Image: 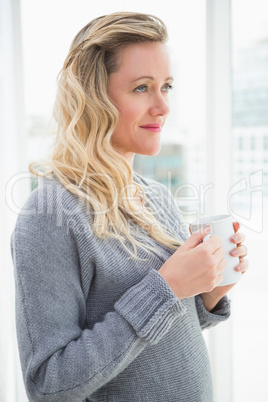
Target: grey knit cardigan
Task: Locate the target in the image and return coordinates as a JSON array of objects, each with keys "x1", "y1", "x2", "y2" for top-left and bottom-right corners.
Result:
[{"x1": 10, "y1": 172, "x2": 230, "y2": 401}]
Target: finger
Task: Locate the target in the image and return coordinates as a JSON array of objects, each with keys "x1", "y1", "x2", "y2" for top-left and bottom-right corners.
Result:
[
  {"x1": 212, "y1": 245, "x2": 225, "y2": 260},
  {"x1": 234, "y1": 258, "x2": 249, "y2": 273},
  {"x1": 233, "y1": 221, "x2": 240, "y2": 233},
  {"x1": 217, "y1": 257, "x2": 227, "y2": 274},
  {"x1": 230, "y1": 245, "x2": 248, "y2": 258},
  {"x1": 230, "y1": 232, "x2": 245, "y2": 244},
  {"x1": 200, "y1": 235, "x2": 223, "y2": 253},
  {"x1": 185, "y1": 225, "x2": 212, "y2": 249},
  {"x1": 215, "y1": 273, "x2": 224, "y2": 287}
]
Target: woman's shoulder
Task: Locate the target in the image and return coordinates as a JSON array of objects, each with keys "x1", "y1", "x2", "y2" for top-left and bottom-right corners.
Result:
[
  {"x1": 22, "y1": 175, "x2": 82, "y2": 210},
  {"x1": 14, "y1": 175, "x2": 90, "y2": 233}
]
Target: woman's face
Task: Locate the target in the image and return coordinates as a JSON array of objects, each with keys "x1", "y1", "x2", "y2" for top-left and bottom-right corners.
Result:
[{"x1": 107, "y1": 41, "x2": 173, "y2": 166}]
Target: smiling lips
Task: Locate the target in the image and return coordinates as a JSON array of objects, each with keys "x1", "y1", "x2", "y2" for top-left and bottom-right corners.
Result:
[{"x1": 140, "y1": 124, "x2": 162, "y2": 132}]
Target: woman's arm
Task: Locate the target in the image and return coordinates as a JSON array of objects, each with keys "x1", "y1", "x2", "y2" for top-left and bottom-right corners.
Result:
[
  {"x1": 195, "y1": 294, "x2": 231, "y2": 330},
  {"x1": 11, "y1": 194, "x2": 185, "y2": 401}
]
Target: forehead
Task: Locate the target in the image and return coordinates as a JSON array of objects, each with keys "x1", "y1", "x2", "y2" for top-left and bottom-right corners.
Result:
[{"x1": 114, "y1": 42, "x2": 171, "y2": 77}]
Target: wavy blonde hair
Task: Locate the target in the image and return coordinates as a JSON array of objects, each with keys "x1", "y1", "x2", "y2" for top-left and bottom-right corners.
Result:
[{"x1": 30, "y1": 11, "x2": 181, "y2": 258}]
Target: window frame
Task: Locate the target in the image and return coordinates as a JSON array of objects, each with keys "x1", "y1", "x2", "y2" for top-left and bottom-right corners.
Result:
[
  {"x1": 206, "y1": 1, "x2": 233, "y2": 401},
  {"x1": 1, "y1": 0, "x2": 29, "y2": 400}
]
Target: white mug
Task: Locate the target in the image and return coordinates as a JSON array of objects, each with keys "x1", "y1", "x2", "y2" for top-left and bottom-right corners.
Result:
[{"x1": 190, "y1": 214, "x2": 242, "y2": 287}]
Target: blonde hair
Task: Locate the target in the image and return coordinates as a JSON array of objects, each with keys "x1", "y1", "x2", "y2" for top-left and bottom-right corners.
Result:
[{"x1": 30, "y1": 11, "x2": 181, "y2": 258}]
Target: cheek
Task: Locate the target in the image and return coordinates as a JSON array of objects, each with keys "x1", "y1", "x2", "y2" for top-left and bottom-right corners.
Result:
[
  {"x1": 111, "y1": 105, "x2": 137, "y2": 143},
  {"x1": 119, "y1": 102, "x2": 144, "y2": 126}
]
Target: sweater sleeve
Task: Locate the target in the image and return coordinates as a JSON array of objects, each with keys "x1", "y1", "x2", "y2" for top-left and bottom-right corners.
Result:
[
  {"x1": 11, "y1": 196, "x2": 186, "y2": 401},
  {"x1": 140, "y1": 176, "x2": 232, "y2": 332},
  {"x1": 195, "y1": 294, "x2": 231, "y2": 330}
]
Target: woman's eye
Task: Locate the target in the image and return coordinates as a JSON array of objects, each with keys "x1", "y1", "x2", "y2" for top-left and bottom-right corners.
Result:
[
  {"x1": 162, "y1": 84, "x2": 173, "y2": 92},
  {"x1": 133, "y1": 84, "x2": 173, "y2": 93},
  {"x1": 134, "y1": 85, "x2": 148, "y2": 93}
]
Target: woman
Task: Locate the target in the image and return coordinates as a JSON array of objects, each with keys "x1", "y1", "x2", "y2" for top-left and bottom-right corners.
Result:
[{"x1": 11, "y1": 11, "x2": 248, "y2": 401}]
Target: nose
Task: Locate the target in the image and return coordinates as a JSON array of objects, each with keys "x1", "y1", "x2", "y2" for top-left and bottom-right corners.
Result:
[{"x1": 149, "y1": 93, "x2": 170, "y2": 117}]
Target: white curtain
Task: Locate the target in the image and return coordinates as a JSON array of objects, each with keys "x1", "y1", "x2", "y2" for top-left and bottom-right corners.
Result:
[{"x1": 0, "y1": 0, "x2": 29, "y2": 400}]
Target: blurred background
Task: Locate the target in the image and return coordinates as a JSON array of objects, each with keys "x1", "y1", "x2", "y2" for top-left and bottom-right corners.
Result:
[{"x1": 1, "y1": 0, "x2": 267, "y2": 401}]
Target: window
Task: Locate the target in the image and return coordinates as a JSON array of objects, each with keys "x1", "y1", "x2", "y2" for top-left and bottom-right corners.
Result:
[{"x1": 231, "y1": 0, "x2": 268, "y2": 400}]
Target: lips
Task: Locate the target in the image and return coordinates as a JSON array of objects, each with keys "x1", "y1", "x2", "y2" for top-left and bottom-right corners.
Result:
[{"x1": 140, "y1": 124, "x2": 162, "y2": 132}]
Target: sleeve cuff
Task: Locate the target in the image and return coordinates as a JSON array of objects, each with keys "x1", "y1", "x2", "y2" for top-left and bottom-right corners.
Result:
[
  {"x1": 114, "y1": 269, "x2": 186, "y2": 344},
  {"x1": 195, "y1": 294, "x2": 231, "y2": 330}
]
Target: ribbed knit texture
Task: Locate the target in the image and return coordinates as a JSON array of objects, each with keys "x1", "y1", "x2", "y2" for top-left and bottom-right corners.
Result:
[{"x1": 10, "y1": 172, "x2": 231, "y2": 402}]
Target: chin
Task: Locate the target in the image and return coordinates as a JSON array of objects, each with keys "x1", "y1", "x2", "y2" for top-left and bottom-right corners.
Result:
[
  {"x1": 139, "y1": 142, "x2": 161, "y2": 157},
  {"x1": 146, "y1": 146, "x2": 161, "y2": 157}
]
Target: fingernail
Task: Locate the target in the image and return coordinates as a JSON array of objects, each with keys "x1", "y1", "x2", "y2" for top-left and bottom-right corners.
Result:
[
  {"x1": 232, "y1": 236, "x2": 239, "y2": 242},
  {"x1": 230, "y1": 249, "x2": 238, "y2": 256},
  {"x1": 235, "y1": 265, "x2": 242, "y2": 271}
]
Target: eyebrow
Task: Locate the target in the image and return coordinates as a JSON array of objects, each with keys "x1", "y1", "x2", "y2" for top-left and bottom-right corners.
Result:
[{"x1": 130, "y1": 75, "x2": 174, "y2": 83}]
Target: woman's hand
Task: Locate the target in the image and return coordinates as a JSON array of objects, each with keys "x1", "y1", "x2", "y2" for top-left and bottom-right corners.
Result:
[
  {"x1": 158, "y1": 226, "x2": 226, "y2": 300},
  {"x1": 200, "y1": 221, "x2": 249, "y2": 311}
]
